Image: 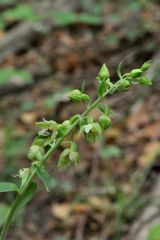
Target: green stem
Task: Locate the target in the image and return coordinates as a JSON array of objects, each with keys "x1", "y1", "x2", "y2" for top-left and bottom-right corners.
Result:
[
  {"x1": 0, "y1": 86, "x2": 117, "y2": 240},
  {"x1": 0, "y1": 170, "x2": 35, "y2": 240}
]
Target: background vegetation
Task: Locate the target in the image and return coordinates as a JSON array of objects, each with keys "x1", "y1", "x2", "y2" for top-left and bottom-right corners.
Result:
[{"x1": 0, "y1": 0, "x2": 160, "y2": 239}]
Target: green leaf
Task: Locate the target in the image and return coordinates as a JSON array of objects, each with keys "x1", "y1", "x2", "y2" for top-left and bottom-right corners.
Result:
[
  {"x1": 57, "y1": 148, "x2": 71, "y2": 168},
  {"x1": 0, "y1": 67, "x2": 33, "y2": 85},
  {"x1": 48, "y1": 11, "x2": 77, "y2": 27},
  {"x1": 16, "y1": 182, "x2": 37, "y2": 211},
  {"x1": 2, "y1": 4, "x2": 38, "y2": 22},
  {"x1": 81, "y1": 81, "x2": 86, "y2": 93},
  {"x1": 99, "y1": 104, "x2": 110, "y2": 115},
  {"x1": 100, "y1": 145, "x2": 122, "y2": 159},
  {"x1": 117, "y1": 62, "x2": 122, "y2": 78},
  {"x1": 47, "y1": 11, "x2": 102, "y2": 27},
  {"x1": 0, "y1": 203, "x2": 10, "y2": 227},
  {"x1": 98, "y1": 78, "x2": 107, "y2": 97},
  {"x1": 0, "y1": 0, "x2": 16, "y2": 3},
  {"x1": 0, "y1": 182, "x2": 18, "y2": 193},
  {"x1": 147, "y1": 224, "x2": 160, "y2": 240},
  {"x1": 36, "y1": 167, "x2": 54, "y2": 192},
  {"x1": 77, "y1": 13, "x2": 102, "y2": 25}
]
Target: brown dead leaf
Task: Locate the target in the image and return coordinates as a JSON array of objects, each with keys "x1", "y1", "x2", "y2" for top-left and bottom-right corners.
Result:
[
  {"x1": 20, "y1": 112, "x2": 37, "y2": 125},
  {"x1": 51, "y1": 202, "x2": 90, "y2": 221},
  {"x1": 52, "y1": 203, "x2": 72, "y2": 220},
  {"x1": 126, "y1": 102, "x2": 149, "y2": 131},
  {"x1": 88, "y1": 196, "x2": 113, "y2": 214},
  {"x1": 72, "y1": 203, "x2": 91, "y2": 214},
  {"x1": 139, "y1": 141, "x2": 160, "y2": 167},
  {"x1": 140, "y1": 122, "x2": 160, "y2": 139}
]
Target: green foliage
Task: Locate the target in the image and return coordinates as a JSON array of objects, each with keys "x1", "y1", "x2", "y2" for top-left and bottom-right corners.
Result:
[
  {"x1": 0, "y1": 204, "x2": 10, "y2": 227},
  {"x1": 0, "y1": 182, "x2": 18, "y2": 193},
  {"x1": 36, "y1": 166, "x2": 54, "y2": 192},
  {"x1": 1, "y1": 4, "x2": 38, "y2": 22},
  {"x1": 147, "y1": 224, "x2": 160, "y2": 240},
  {"x1": 3, "y1": 128, "x2": 31, "y2": 160},
  {"x1": 100, "y1": 145, "x2": 122, "y2": 159},
  {"x1": 16, "y1": 182, "x2": 37, "y2": 211},
  {"x1": 0, "y1": 61, "x2": 152, "y2": 240},
  {"x1": 68, "y1": 89, "x2": 90, "y2": 102},
  {"x1": 0, "y1": 67, "x2": 33, "y2": 86},
  {"x1": 47, "y1": 11, "x2": 102, "y2": 27},
  {"x1": 0, "y1": 0, "x2": 16, "y2": 3}
]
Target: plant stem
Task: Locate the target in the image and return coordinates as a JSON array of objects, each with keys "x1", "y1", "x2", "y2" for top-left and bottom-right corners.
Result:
[
  {"x1": 0, "y1": 170, "x2": 35, "y2": 240},
  {"x1": 0, "y1": 86, "x2": 117, "y2": 240}
]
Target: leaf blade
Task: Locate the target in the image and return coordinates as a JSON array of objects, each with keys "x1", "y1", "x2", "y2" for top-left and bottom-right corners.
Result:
[
  {"x1": 0, "y1": 182, "x2": 18, "y2": 193},
  {"x1": 16, "y1": 182, "x2": 37, "y2": 211},
  {"x1": 36, "y1": 167, "x2": 54, "y2": 192}
]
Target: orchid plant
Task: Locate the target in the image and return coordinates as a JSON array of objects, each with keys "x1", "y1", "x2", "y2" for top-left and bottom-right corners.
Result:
[{"x1": 0, "y1": 61, "x2": 151, "y2": 240}]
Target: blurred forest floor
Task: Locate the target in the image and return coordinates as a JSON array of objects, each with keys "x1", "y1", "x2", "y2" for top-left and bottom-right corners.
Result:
[{"x1": 0, "y1": 0, "x2": 160, "y2": 240}]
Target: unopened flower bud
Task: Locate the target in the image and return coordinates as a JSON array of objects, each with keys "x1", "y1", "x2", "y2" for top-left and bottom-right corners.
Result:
[
  {"x1": 28, "y1": 145, "x2": 43, "y2": 161},
  {"x1": 138, "y1": 77, "x2": 152, "y2": 86},
  {"x1": 68, "y1": 89, "x2": 83, "y2": 102},
  {"x1": 119, "y1": 79, "x2": 130, "y2": 90},
  {"x1": 141, "y1": 60, "x2": 151, "y2": 71},
  {"x1": 98, "y1": 64, "x2": 110, "y2": 81},
  {"x1": 130, "y1": 69, "x2": 142, "y2": 78},
  {"x1": 99, "y1": 115, "x2": 112, "y2": 130},
  {"x1": 82, "y1": 94, "x2": 91, "y2": 102}
]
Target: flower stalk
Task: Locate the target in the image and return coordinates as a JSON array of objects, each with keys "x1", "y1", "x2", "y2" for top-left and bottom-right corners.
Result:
[{"x1": 0, "y1": 61, "x2": 151, "y2": 240}]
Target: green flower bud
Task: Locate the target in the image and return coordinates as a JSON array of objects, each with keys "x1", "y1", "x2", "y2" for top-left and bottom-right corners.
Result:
[
  {"x1": 19, "y1": 168, "x2": 31, "y2": 187},
  {"x1": 141, "y1": 60, "x2": 151, "y2": 71},
  {"x1": 68, "y1": 89, "x2": 83, "y2": 102},
  {"x1": 118, "y1": 79, "x2": 130, "y2": 90},
  {"x1": 82, "y1": 94, "x2": 91, "y2": 102},
  {"x1": 98, "y1": 63, "x2": 110, "y2": 81},
  {"x1": 99, "y1": 115, "x2": 112, "y2": 130},
  {"x1": 62, "y1": 120, "x2": 70, "y2": 127},
  {"x1": 85, "y1": 133, "x2": 97, "y2": 144},
  {"x1": 138, "y1": 77, "x2": 152, "y2": 86},
  {"x1": 28, "y1": 145, "x2": 43, "y2": 161},
  {"x1": 58, "y1": 148, "x2": 80, "y2": 168},
  {"x1": 56, "y1": 120, "x2": 70, "y2": 137},
  {"x1": 48, "y1": 121, "x2": 58, "y2": 132},
  {"x1": 130, "y1": 69, "x2": 143, "y2": 78},
  {"x1": 69, "y1": 151, "x2": 80, "y2": 164},
  {"x1": 36, "y1": 120, "x2": 58, "y2": 132},
  {"x1": 82, "y1": 122, "x2": 102, "y2": 143}
]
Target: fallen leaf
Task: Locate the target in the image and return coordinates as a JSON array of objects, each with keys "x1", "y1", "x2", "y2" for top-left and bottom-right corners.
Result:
[
  {"x1": 20, "y1": 112, "x2": 37, "y2": 125},
  {"x1": 52, "y1": 203, "x2": 72, "y2": 220},
  {"x1": 139, "y1": 141, "x2": 160, "y2": 167}
]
